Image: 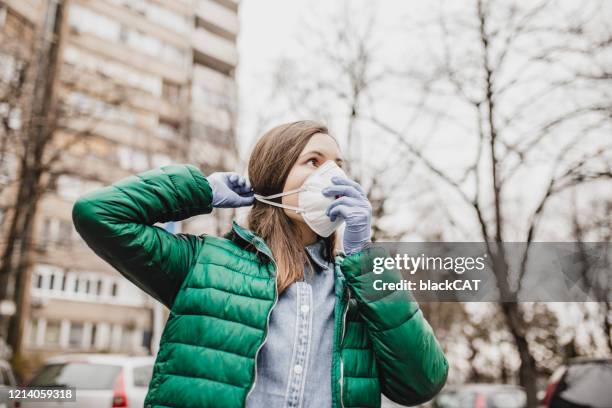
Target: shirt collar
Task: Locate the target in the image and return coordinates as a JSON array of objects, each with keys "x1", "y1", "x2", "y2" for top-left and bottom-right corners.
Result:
[{"x1": 305, "y1": 238, "x2": 332, "y2": 271}]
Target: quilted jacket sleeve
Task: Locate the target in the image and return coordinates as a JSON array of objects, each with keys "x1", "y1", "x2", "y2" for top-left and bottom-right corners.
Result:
[
  {"x1": 72, "y1": 164, "x2": 213, "y2": 309},
  {"x1": 339, "y1": 245, "x2": 449, "y2": 406}
]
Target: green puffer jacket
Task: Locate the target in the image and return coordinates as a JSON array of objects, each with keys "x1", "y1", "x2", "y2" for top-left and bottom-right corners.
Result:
[{"x1": 72, "y1": 164, "x2": 448, "y2": 408}]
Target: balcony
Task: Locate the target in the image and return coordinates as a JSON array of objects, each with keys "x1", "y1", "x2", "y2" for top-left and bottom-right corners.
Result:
[
  {"x1": 215, "y1": 0, "x2": 240, "y2": 12},
  {"x1": 190, "y1": 102, "x2": 232, "y2": 132},
  {"x1": 3, "y1": 0, "x2": 43, "y2": 24},
  {"x1": 195, "y1": 0, "x2": 239, "y2": 38},
  {"x1": 193, "y1": 63, "x2": 236, "y2": 95},
  {"x1": 192, "y1": 27, "x2": 238, "y2": 75}
]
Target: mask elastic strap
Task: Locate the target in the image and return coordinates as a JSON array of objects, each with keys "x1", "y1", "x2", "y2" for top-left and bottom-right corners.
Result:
[{"x1": 253, "y1": 187, "x2": 306, "y2": 214}]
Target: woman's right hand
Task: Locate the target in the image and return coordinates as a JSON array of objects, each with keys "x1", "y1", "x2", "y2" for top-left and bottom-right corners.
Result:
[{"x1": 208, "y1": 172, "x2": 255, "y2": 208}]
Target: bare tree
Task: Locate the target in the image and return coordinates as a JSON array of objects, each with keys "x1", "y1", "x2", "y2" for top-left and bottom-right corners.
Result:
[
  {"x1": 0, "y1": 0, "x2": 126, "y2": 367},
  {"x1": 264, "y1": 0, "x2": 421, "y2": 243},
  {"x1": 0, "y1": 1, "x2": 69, "y2": 357},
  {"x1": 361, "y1": 1, "x2": 611, "y2": 405},
  {"x1": 252, "y1": 0, "x2": 610, "y2": 404},
  {"x1": 570, "y1": 192, "x2": 611, "y2": 352},
  {"x1": 259, "y1": 0, "x2": 489, "y2": 395}
]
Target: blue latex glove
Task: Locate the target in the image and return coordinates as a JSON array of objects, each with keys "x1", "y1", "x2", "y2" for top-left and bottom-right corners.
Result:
[
  {"x1": 208, "y1": 172, "x2": 254, "y2": 208},
  {"x1": 322, "y1": 176, "x2": 372, "y2": 255}
]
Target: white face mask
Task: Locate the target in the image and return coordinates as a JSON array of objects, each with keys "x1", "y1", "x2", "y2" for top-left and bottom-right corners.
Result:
[{"x1": 253, "y1": 160, "x2": 348, "y2": 237}]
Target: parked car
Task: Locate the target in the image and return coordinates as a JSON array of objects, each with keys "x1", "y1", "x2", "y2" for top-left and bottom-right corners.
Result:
[
  {"x1": 434, "y1": 383, "x2": 527, "y2": 408},
  {"x1": 16, "y1": 353, "x2": 154, "y2": 408},
  {"x1": 540, "y1": 357, "x2": 612, "y2": 408},
  {"x1": 0, "y1": 359, "x2": 18, "y2": 408}
]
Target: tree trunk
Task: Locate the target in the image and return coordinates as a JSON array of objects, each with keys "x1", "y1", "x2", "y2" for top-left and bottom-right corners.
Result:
[
  {"x1": 0, "y1": 167, "x2": 41, "y2": 341},
  {"x1": 501, "y1": 302, "x2": 538, "y2": 408},
  {"x1": 6, "y1": 170, "x2": 42, "y2": 356},
  {"x1": 605, "y1": 301, "x2": 611, "y2": 353},
  {"x1": 0, "y1": 0, "x2": 66, "y2": 356}
]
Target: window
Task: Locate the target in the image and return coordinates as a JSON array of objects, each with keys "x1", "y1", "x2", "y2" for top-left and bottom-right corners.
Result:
[
  {"x1": 77, "y1": 277, "x2": 89, "y2": 295},
  {"x1": 28, "y1": 363, "x2": 121, "y2": 390},
  {"x1": 118, "y1": 146, "x2": 150, "y2": 172},
  {"x1": 0, "y1": 153, "x2": 17, "y2": 186},
  {"x1": 69, "y1": 322, "x2": 84, "y2": 347},
  {"x1": 107, "y1": 0, "x2": 189, "y2": 34},
  {"x1": 35, "y1": 274, "x2": 44, "y2": 289},
  {"x1": 0, "y1": 53, "x2": 15, "y2": 84},
  {"x1": 47, "y1": 216, "x2": 98, "y2": 247},
  {"x1": 69, "y1": 5, "x2": 187, "y2": 66},
  {"x1": 28, "y1": 318, "x2": 38, "y2": 346},
  {"x1": 40, "y1": 217, "x2": 81, "y2": 247},
  {"x1": 119, "y1": 25, "x2": 128, "y2": 43},
  {"x1": 31, "y1": 266, "x2": 135, "y2": 304},
  {"x1": 157, "y1": 118, "x2": 180, "y2": 140},
  {"x1": 56, "y1": 176, "x2": 82, "y2": 201},
  {"x1": 41, "y1": 218, "x2": 52, "y2": 246},
  {"x1": 64, "y1": 46, "x2": 162, "y2": 96},
  {"x1": 192, "y1": 83, "x2": 235, "y2": 109},
  {"x1": 162, "y1": 80, "x2": 181, "y2": 105},
  {"x1": 57, "y1": 175, "x2": 105, "y2": 202},
  {"x1": 65, "y1": 91, "x2": 137, "y2": 126},
  {"x1": 69, "y1": 5, "x2": 121, "y2": 41},
  {"x1": 44, "y1": 320, "x2": 61, "y2": 346},
  {"x1": 57, "y1": 220, "x2": 72, "y2": 246},
  {"x1": 32, "y1": 264, "x2": 63, "y2": 291},
  {"x1": 120, "y1": 327, "x2": 132, "y2": 350},
  {"x1": 90, "y1": 323, "x2": 97, "y2": 347},
  {"x1": 152, "y1": 153, "x2": 172, "y2": 168},
  {"x1": 133, "y1": 365, "x2": 153, "y2": 387},
  {"x1": 126, "y1": 28, "x2": 159, "y2": 56},
  {"x1": 141, "y1": 329, "x2": 152, "y2": 349},
  {"x1": 0, "y1": 5, "x2": 7, "y2": 29}
]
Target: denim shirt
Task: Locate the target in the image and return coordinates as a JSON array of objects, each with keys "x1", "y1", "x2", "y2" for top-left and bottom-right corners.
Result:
[{"x1": 245, "y1": 238, "x2": 336, "y2": 408}]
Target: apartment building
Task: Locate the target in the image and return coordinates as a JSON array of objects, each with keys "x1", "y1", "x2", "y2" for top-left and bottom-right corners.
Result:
[{"x1": 0, "y1": 0, "x2": 240, "y2": 373}]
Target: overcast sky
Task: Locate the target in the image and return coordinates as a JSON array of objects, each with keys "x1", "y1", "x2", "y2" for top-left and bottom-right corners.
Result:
[
  {"x1": 235, "y1": 0, "x2": 421, "y2": 159},
  {"x1": 236, "y1": 0, "x2": 300, "y2": 157},
  {"x1": 234, "y1": 0, "x2": 611, "y2": 241}
]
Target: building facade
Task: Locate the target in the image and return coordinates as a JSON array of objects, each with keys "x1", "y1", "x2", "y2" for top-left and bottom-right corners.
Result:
[{"x1": 0, "y1": 0, "x2": 239, "y2": 376}]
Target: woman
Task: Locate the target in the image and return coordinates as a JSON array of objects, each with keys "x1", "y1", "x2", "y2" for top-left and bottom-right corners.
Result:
[{"x1": 72, "y1": 120, "x2": 448, "y2": 408}]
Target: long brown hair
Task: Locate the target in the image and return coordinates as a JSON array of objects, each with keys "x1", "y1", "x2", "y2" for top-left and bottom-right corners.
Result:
[{"x1": 247, "y1": 120, "x2": 338, "y2": 295}]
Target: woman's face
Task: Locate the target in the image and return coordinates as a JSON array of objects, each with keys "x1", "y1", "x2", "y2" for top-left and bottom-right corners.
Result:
[{"x1": 282, "y1": 133, "x2": 344, "y2": 224}]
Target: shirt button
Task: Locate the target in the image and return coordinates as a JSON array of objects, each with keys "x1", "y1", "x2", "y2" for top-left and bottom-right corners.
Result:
[
  {"x1": 300, "y1": 304, "x2": 310, "y2": 314},
  {"x1": 293, "y1": 364, "x2": 303, "y2": 374}
]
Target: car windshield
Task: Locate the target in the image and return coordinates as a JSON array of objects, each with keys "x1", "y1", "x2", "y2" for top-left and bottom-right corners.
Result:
[
  {"x1": 490, "y1": 391, "x2": 526, "y2": 408},
  {"x1": 133, "y1": 364, "x2": 153, "y2": 387},
  {"x1": 436, "y1": 387, "x2": 526, "y2": 408},
  {"x1": 435, "y1": 391, "x2": 461, "y2": 408},
  {"x1": 553, "y1": 361, "x2": 612, "y2": 408},
  {"x1": 28, "y1": 363, "x2": 121, "y2": 390}
]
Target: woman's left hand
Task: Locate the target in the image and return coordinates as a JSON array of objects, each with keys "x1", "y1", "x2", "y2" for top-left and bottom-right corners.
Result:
[{"x1": 322, "y1": 176, "x2": 372, "y2": 255}]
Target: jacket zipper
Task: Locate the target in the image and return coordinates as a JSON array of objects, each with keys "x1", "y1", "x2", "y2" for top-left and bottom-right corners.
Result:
[
  {"x1": 236, "y1": 231, "x2": 279, "y2": 404},
  {"x1": 245, "y1": 265, "x2": 278, "y2": 403},
  {"x1": 339, "y1": 288, "x2": 350, "y2": 408}
]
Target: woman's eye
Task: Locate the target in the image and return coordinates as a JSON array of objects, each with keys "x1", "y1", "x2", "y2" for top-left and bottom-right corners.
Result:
[{"x1": 307, "y1": 158, "x2": 317, "y2": 166}]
